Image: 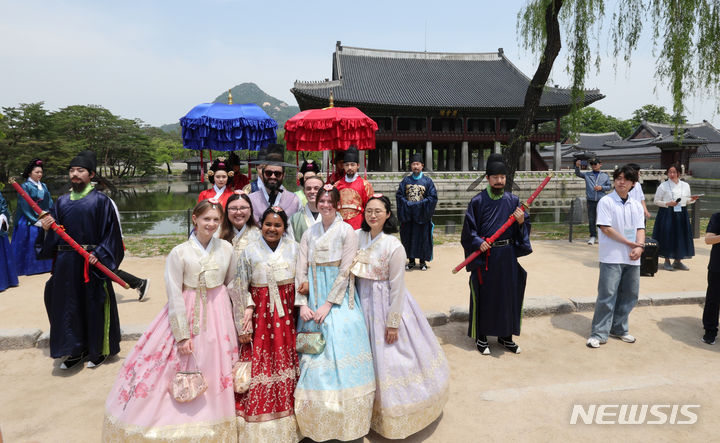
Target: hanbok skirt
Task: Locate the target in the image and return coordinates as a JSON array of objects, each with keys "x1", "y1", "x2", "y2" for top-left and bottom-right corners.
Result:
[
  {"x1": 356, "y1": 277, "x2": 450, "y2": 439},
  {"x1": 295, "y1": 265, "x2": 375, "y2": 442},
  {"x1": 103, "y1": 286, "x2": 238, "y2": 442},
  {"x1": 0, "y1": 234, "x2": 19, "y2": 291},
  {"x1": 11, "y1": 215, "x2": 52, "y2": 275},
  {"x1": 652, "y1": 206, "x2": 695, "y2": 260},
  {"x1": 235, "y1": 281, "x2": 301, "y2": 443}
]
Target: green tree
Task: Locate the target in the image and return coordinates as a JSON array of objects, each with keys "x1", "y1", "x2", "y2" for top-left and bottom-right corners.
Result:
[
  {"x1": 508, "y1": 0, "x2": 720, "y2": 183},
  {"x1": 629, "y1": 104, "x2": 687, "y2": 127},
  {"x1": 0, "y1": 102, "x2": 55, "y2": 181},
  {"x1": 145, "y1": 126, "x2": 186, "y2": 174}
]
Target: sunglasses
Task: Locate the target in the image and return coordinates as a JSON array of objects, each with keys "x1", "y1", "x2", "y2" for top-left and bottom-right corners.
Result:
[{"x1": 263, "y1": 170, "x2": 283, "y2": 178}]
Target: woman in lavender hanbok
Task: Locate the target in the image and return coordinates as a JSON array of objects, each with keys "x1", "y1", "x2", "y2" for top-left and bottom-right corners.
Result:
[
  {"x1": 294, "y1": 184, "x2": 375, "y2": 441},
  {"x1": 103, "y1": 199, "x2": 239, "y2": 441},
  {"x1": 352, "y1": 195, "x2": 449, "y2": 439}
]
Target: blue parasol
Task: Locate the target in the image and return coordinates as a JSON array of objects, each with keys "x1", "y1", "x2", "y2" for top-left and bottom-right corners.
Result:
[{"x1": 180, "y1": 102, "x2": 278, "y2": 152}]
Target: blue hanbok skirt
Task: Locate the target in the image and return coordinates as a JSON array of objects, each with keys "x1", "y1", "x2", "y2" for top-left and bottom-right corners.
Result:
[
  {"x1": 0, "y1": 234, "x2": 19, "y2": 291},
  {"x1": 11, "y1": 215, "x2": 52, "y2": 275},
  {"x1": 294, "y1": 264, "x2": 375, "y2": 441},
  {"x1": 652, "y1": 206, "x2": 695, "y2": 260}
]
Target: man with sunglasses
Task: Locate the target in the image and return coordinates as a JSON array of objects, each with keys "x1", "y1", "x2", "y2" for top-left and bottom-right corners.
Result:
[{"x1": 248, "y1": 143, "x2": 300, "y2": 224}]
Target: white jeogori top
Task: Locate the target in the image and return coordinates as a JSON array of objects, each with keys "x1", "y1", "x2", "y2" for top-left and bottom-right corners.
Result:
[
  {"x1": 164, "y1": 235, "x2": 236, "y2": 341},
  {"x1": 295, "y1": 213, "x2": 358, "y2": 306},
  {"x1": 351, "y1": 230, "x2": 407, "y2": 328}
]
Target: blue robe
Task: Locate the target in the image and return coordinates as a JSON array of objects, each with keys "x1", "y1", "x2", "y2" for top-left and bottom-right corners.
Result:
[
  {"x1": 37, "y1": 188, "x2": 124, "y2": 360},
  {"x1": 461, "y1": 189, "x2": 532, "y2": 338},
  {"x1": 11, "y1": 180, "x2": 53, "y2": 275},
  {"x1": 0, "y1": 192, "x2": 19, "y2": 291},
  {"x1": 396, "y1": 174, "x2": 437, "y2": 261}
]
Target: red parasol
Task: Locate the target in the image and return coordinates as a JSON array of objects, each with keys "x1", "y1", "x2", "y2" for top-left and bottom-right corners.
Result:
[{"x1": 284, "y1": 105, "x2": 378, "y2": 152}]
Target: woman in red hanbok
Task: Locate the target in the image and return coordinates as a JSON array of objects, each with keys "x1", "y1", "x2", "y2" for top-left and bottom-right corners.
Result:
[
  {"x1": 198, "y1": 158, "x2": 234, "y2": 208},
  {"x1": 234, "y1": 206, "x2": 301, "y2": 442}
]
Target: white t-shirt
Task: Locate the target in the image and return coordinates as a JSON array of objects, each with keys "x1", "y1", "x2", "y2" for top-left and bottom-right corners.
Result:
[
  {"x1": 596, "y1": 191, "x2": 645, "y2": 265},
  {"x1": 628, "y1": 182, "x2": 645, "y2": 201}
]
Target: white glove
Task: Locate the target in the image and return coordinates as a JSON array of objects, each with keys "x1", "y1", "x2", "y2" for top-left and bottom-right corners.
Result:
[{"x1": 0, "y1": 214, "x2": 8, "y2": 232}]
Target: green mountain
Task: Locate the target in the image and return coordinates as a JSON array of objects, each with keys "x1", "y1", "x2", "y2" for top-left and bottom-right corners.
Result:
[{"x1": 160, "y1": 82, "x2": 299, "y2": 134}]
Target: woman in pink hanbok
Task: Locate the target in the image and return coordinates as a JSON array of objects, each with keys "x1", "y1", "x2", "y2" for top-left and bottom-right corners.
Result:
[
  {"x1": 351, "y1": 195, "x2": 450, "y2": 439},
  {"x1": 103, "y1": 199, "x2": 239, "y2": 441}
]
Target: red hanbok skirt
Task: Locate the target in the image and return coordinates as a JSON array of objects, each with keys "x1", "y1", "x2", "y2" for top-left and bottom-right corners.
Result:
[{"x1": 235, "y1": 281, "x2": 300, "y2": 442}]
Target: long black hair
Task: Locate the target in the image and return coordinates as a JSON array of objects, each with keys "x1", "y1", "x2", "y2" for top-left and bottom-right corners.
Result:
[
  {"x1": 361, "y1": 195, "x2": 399, "y2": 234},
  {"x1": 22, "y1": 158, "x2": 44, "y2": 179}
]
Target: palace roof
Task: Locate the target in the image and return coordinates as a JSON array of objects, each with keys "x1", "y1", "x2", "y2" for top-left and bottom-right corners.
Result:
[{"x1": 291, "y1": 42, "x2": 604, "y2": 115}]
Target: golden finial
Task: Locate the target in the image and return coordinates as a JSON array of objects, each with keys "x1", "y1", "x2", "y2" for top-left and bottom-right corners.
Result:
[
  {"x1": 329, "y1": 90, "x2": 334, "y2": 108},
  {"x1": 228, "y1": 89, "x2": 233, "y2": 105}
]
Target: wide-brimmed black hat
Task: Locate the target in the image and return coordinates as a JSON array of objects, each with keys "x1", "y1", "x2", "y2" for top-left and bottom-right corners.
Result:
[
  {"x1": 409, "y1": 152, "x2": 424, "y2": 164},
  {"x1": 485, "y1": 153, "x2": 507, "y2": 176},
  {"x1": 249, "y1": 143, "x2": 297, "y2": 168},
  {"x1": 69, "y1": 150, "x2": 97, "y2": 173}
]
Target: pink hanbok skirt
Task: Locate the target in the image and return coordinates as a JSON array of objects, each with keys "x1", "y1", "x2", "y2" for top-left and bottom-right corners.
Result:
[{"x1": 103, "y1": 286, "x2": 238, "y2": 442}]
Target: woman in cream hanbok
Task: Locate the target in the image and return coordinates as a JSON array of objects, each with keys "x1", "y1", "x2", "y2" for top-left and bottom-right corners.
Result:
[
  {"x1": 352, "y1": 195, "x2": 449, "y2": 439},
  {"x1": 103, "y1": 199, "x2": 238, "y2": 441},
  {"x1": 234, "y1": 207, "x2": 301, "y2": 443},
  {"x1": 294, "y1": 185, "x2": 375, "y2": 441}
]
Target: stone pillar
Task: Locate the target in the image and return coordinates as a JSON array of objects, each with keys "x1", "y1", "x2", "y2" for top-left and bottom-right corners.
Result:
[
  {"x1": 322, "y1": 151, "x2": 329, "y2": 175},
  {"x1": 461, "y1": 141, "x2": 469, "y2": 171},
  {"x1": 494, "y1": 141, "x2": 501, "y2": 154},
  {"x1": 553, "y1": 142, "x2": 561, "y2": 171},
  {"x1": 360, "y1": 149, "x2": 366, "y2": 173},
  {"x1": 391, "y1": 141, "x2": 399, "y2": 172},
  {"x1": 524, "y1": 141, "x2": 531, "y2": 171},
  {"x1": 425, "y1": 141, "x2": 433, "y2": 171}
]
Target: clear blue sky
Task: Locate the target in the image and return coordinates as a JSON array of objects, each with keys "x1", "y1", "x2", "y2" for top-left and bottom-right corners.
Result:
[{"x1": 2, "y1": 0, "x2": 717, "y2": 127}]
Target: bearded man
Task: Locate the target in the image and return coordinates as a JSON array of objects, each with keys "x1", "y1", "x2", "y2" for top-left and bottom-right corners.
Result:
[
  {"x1": 460, "y1": 153, "x2": 532, "y2": 356},
  {"x1": 248, "y1": 143, "x2": 300, "y2": 224}
]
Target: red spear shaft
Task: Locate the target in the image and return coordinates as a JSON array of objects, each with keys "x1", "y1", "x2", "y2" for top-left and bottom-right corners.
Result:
[
  {"x1": 452, "y1": 174, "x2": 553, "y2": 274},
  {"x1": 9, "y1": 178, "x2": 130, "y2": 288}
]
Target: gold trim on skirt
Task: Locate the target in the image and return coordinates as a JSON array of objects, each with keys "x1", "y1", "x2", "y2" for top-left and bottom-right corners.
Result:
[
  {"x1": 236, "y1": 413, "x2": 301, "y2": 443},
  {"x1": 371, "y1": 385, "x2": 449, "y2": 439},
  {"x1": 295, "y1": 392, "x2": 375, "y2": 441},
  {"x1": 102, "y1": 414, "x2": 236, "y2": 443}
]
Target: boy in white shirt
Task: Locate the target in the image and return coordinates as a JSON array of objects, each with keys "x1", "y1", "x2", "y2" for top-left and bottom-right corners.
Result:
[{"x1": 587, "y1": 165, "x2": 646, "y2": 348}]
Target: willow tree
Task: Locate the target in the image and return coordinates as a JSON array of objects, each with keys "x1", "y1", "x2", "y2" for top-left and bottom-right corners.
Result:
[{"x1": 507, "y1": 0, "x2": 720, "y2": 182}]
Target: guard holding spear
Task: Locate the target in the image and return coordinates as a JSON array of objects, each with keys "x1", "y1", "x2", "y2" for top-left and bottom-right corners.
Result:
[{"x1": 460, "y1": 154, "x2": 542, "y2": 356}]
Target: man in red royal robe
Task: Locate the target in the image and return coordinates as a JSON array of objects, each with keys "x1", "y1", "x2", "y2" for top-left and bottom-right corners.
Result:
[{"x1": 334, "y1": 146, "x2": 373, "y2": 229}]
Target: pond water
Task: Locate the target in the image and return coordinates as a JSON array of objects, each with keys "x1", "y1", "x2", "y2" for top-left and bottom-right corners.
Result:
[{"x1": 3, "y1": 179, "x2": 719, "y2": 235}]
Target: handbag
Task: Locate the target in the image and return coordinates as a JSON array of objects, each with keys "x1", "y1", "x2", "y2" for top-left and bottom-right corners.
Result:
[
  {"x1": 296, "y1": 284, "x2": 326, "y2": 354},
  {"x1": 170, "y1": 352, "x2": 207, "y2": 403},
  {"x1": 296, "y1": 331, "x2": 326, "y2": 354},
  {"x1": 233, "y1": 344, "x2": 252, "y2": 394}
]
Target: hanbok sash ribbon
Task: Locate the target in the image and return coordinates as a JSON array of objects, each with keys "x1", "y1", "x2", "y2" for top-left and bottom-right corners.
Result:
[
  {"x1": 193, "y1": 255, "x2": 220, "y2": 335},
  {"x1": 265, "y1": 261, "x2": 288, "y2": 317}
]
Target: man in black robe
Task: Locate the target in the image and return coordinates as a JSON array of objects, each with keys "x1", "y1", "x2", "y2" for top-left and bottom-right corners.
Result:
[
  {"x1": 396, "y1": 152, "x2": 437, "y2": 270},
  {"x1": 38, "y1": 150, "x2": 124, "y2": 369},
  {"x1": 460, "y1": 154, "x2": 532, "y2": 355}
]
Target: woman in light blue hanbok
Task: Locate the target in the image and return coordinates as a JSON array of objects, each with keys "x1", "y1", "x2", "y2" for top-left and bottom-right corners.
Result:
[{"x1": 294, "y1": 184, "x2": 375, "y2": 442}]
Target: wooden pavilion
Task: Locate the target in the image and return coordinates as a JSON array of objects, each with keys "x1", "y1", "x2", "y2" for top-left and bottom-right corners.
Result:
[{"x1": 291, "y1": 41, "x2": 604, "y2": 172}]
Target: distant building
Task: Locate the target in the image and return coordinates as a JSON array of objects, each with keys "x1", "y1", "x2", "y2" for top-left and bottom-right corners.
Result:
[
  {"x1": 291, "y1": 41, "x2": 604, "y2": 172},
  {"x1": 539, "y1": 121, "x2": 720, "y2": 178}
]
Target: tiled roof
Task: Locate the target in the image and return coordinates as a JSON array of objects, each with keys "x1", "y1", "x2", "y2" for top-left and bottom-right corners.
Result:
[
  {"x1": 292, "y1": 43, "x2": 604, "y2": 113},
  {"x1": 562, "y1": 132, "x2": 622, "y2": 150}
]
